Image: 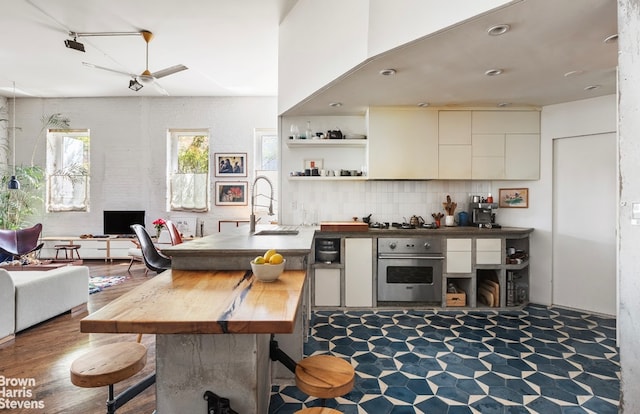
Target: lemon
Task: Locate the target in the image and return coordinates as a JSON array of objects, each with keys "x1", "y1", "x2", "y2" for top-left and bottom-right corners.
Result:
[
  {"x1": 269, "y1": 253, "x2": 284, "y2": 265},
  {"x1": 253, "y1": 256, "x2": 265, "y2": 264},
  {"x1": 263, "y1": 249, "x2": 277, "y2": 262}
]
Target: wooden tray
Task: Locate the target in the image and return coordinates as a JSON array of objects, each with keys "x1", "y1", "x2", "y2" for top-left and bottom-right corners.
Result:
[{"x1": 320, "y1": 222, "x2": 369, "y2": 232}]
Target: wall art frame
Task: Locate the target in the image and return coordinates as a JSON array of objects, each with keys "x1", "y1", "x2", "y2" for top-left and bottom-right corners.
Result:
[
  {"x1": 499, "y1": 188, "x2": 529, "y2": 208},
  {"x1": 215, "y1": 153, "x2": 247, "y2": 177},
  {"x1": 215, "y1": 181, "x2": 248, "y2": 206}
]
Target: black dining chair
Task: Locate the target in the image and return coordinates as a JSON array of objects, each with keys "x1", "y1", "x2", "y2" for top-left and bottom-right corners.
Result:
[{"x1": 130, "y1": 224, "x2": 171, "y2": 273}]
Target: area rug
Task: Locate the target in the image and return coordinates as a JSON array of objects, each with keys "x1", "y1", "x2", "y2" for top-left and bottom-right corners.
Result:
[{"x1": 89, "y1": 275, "x2": 127, "y2": 294}]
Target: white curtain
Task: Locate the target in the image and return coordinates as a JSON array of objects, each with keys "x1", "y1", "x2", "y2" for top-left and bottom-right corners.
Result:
[{"x1": 170, "y1": 173, "x2": 208, "y2": 211}]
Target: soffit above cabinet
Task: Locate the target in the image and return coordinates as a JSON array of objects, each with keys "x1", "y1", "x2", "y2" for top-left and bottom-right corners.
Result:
[{"x1": 282, "y1": 0, "x2": 617, "y2": 116}]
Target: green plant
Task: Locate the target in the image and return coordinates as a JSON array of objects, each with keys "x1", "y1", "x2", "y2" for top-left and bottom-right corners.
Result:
[
  {"x1": 178, "y1": 135, "x2": 209, "y2": 173},
  {"x1": 0, "y1": 113, "x2": 71, "y2": 229}
]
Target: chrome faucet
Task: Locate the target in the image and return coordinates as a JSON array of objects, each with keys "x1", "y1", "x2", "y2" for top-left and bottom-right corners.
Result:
[{"x1": 250, "y1": 175, "x2": 274, "y2": 233}]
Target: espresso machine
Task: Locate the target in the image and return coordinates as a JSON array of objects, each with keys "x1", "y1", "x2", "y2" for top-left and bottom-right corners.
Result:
[{"x1": 469, "y1": 195, "x2": 499, "y2": 228}]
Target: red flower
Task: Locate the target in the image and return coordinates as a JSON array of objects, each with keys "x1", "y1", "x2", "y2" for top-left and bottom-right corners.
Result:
[{"x1": 153, "y1": 218, "x2": 166, "y2": 231}]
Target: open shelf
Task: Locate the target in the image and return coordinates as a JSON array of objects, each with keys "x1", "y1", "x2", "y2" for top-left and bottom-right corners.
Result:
[{"x1": 286, "y1": 139, "x2": 367, "y2": 148}]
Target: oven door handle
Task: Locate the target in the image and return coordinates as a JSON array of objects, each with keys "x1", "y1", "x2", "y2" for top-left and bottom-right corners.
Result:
[{"x1": 378, "y1": 254, "x2": 445, "y2": 260}]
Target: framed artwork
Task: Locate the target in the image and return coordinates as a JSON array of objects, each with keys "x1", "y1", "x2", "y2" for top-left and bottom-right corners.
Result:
[
  {"x1": 215, "y1": 153, "x2": 247, "y2": 177},
  {"x1": 499, "y1": 188, "x2": 529, "y2": 208},
  {"x1": 303, "y1": 158, "x2": 324, "y2": 170},
  {"x1": 215, "y1": 181, "x2": 248, "y2": 206}
]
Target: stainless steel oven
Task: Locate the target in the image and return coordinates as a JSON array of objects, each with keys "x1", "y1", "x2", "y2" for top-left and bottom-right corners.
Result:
[{"x1": 377, "y1": 237, "x2": 444, "y2": 302}]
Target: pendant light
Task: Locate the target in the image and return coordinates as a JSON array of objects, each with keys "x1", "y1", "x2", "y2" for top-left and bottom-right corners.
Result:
[{"x1": 8, "y1": 81, "x2": 20, "y2": 190}]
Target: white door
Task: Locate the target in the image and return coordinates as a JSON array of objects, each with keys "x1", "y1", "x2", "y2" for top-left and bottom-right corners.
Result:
[{"x1": 552, "y1": 133, "x2": 616, "y2": 315}]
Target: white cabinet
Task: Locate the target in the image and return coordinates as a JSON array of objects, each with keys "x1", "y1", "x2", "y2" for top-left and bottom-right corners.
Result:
[
  {"x1": 471, "y1": 111, "x2": 540, "y2": 180},
  {"x1": 446, "y1": 238, "x2": 472, "y2": 274},
  {"x1": 438, "y1": 110, "x2": 540, "y2": 180},
  {"x1": 472, "y1": 133, "x2": 505, "y2": 179},
  {"x1": 344, "y1": 238, "x2": 373, "y2": 307},
  {"x1": 476, "y1": 238, "x2": 502, "y2": 265},
  {"x1": 505, "y1": 134, "x2": 540, "y2": 179},
  {"x1": 314, "y1": 268, "x2": 341, "y2": 306},
  {"x1": 109, "y1": 239, "x2": 137, "y2": 259},
  {"x1": 472, "y1": 111, "x2": 540, "y2": 134},
  {"x1": 367, "y1": 107, "x2": 438, "y2": 179}
]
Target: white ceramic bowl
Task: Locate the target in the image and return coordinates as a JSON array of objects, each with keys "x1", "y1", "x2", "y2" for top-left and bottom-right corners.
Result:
[{"x1": 251, "y1": 259, "x2": 286, "y2": 282}]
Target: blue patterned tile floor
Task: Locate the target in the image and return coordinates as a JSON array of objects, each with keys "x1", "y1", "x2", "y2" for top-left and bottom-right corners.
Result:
[{"x1": 269, "y1": 304, "x2": 619, "y2": 414}]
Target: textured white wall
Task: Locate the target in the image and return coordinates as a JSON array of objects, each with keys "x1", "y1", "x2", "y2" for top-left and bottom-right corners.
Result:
[{"x1": 13, "y1": 96, "x2": 277, "y2": 237}]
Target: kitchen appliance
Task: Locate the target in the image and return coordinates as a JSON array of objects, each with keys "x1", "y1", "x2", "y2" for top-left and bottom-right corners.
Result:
[
  {"x1": 377, "y1": 237, "x2": 444, "y2": 302},
  {"x1": 470, "y1": 202, "x2": 498, "y2": 226}
]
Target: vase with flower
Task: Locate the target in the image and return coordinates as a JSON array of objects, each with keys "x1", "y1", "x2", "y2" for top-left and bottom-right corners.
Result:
[{"x1": 153, "y1": 218, "x2": 166, "y2": 238}]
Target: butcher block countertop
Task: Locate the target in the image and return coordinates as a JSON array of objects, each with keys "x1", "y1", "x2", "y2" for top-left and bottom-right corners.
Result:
[{"x1": 80, "y1": 268, "x2": 307, "y2": 335}]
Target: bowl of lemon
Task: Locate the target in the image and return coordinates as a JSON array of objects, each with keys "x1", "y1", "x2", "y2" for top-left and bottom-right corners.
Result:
[{"x1": 251, "y1": 249, "x2": 286, "y2": 282}]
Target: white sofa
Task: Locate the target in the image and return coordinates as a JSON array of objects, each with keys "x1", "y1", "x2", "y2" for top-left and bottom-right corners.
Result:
[{"x1": 0, "y1": 266, "x2": 89, "y2": 344}]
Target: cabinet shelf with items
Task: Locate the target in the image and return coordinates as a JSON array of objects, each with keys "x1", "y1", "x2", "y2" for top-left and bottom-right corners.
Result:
[
  {"x1": 288, "y1": 176, "x2": 367, "y2": 181},
  {"x1": 286, "y1": 139, "x2": 367, "y2": 148}
]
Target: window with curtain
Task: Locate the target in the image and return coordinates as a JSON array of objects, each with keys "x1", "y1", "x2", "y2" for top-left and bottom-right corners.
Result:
[
  {"x1": 168, "y1": 129, "x2": 210, "y2": 212},
  {"x1": 46, "y1": 129, "x2": 90, "y2": 212}
]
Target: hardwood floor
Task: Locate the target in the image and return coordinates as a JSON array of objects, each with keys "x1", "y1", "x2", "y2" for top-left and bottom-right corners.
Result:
[{"x1": 0, "y1": 260, "x2": 157, "y2": 414}]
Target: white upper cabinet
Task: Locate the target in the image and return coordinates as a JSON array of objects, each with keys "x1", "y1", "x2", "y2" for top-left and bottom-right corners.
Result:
[
  {"x1": 367, "y1": 107, "x2": 439, "y2": 179},
  {"x1": 439, "y1": 111, "x2": 472, "y2": 179},
  {"x1": 472, "y1": 111, "x2": 540, "y2": 134}
]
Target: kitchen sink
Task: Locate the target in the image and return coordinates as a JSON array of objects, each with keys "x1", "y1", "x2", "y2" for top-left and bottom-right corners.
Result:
[{"x1": 254, "y1": 229, "x2": 299, "y2": 236}]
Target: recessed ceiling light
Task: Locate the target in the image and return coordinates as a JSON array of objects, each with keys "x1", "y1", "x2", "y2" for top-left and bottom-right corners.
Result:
[
  {"x1": 604, "y1": 34, "x2": 618, "y2": 43},
  {"x1": 584, "y1": 85, "x2": 601, "y2": 91},
  {"x1": 485, "y1": 69, "x2": 503, "y2": 76},
  {"x1": 497, "y1": 102, "x2": 511, "y2": 107},
  {"x1": 379, "y1": 69, "x2": 397, "y2": 76},
  {"x1": 564, "y1": 70, "x2": 585, "y2": 77},
  {"x1": 487, "y1": 24, "x2": 510, "y2": 36},
  {"x1": 329, "y1": 102, "x2": 342, "y2": 107},
  {"x1": 417, "y1": 102, "x2": 430, "y2": 107}
]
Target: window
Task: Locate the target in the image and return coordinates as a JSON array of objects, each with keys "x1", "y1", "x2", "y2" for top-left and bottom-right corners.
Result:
[
  {"x1": 46, "y1": 129, "x2": 90, "y2": 212},
  {"x1": 168, "y1": 130, "x2": 209, "y2": 212},
  {"x1": 253, "y1": 128, "x2": 278, "y2": 217}
]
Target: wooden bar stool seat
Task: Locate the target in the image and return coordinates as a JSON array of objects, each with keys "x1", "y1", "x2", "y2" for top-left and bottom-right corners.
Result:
[
  {"x1": 55, "y1": 244, "x2": 81, "y2": 261},
  {"x1": 70, "y1": 340, "x2": 155, "y2": 413},
  {"x1": 295, "y1": 355, "x2": 355, "y2": 400},
  {"x1": 296, "y1": 408, "x2": 343, "y2": 413}
]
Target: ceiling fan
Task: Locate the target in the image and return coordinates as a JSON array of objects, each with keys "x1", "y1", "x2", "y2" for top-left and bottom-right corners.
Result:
[{"x1": 83, "y1": 30, "x2": 188, "y2": 93}]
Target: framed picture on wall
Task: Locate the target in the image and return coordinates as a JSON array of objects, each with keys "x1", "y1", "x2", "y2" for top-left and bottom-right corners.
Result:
[
  {"x1": 215, "y1": 181, "x2": 248, "y2": 206},
  {"x1": 499, "y1": 188, "x2": 529, "y2": 208},
  {"x1": 215, "y1": 153, "x2": 247, "y2": 177}
]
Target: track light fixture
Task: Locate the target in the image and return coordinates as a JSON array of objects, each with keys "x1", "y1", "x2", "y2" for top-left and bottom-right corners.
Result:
[
  {"x1": 64, "y1": 36, "x2": 85, "y2": 52},
  {"x1": 129, "y1": 78, "x2": 143, "y2": 91}
]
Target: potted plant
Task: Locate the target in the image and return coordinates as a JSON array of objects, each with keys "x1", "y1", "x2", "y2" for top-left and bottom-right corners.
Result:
[{"x1": 0, "y1": 113, "x2": 71, "y2": 229}]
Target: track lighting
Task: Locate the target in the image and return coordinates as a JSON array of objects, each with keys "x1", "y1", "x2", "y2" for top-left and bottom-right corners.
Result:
[
  {"x1": 64, "y1": 37, "x2": 85, "y2": 52},
  {"x1": 128, "y1": 79, "x2": 143, "y2": 91}
]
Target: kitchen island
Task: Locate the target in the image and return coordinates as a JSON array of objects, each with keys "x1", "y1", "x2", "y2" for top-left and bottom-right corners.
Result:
[{"x1": 81, "y1": 226, "x2": 315, "y2": 413}]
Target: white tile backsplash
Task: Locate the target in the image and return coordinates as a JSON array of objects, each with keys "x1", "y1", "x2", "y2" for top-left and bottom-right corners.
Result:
[{"x1": 281, "y1": 179, "x2": 492, "y2": 225}]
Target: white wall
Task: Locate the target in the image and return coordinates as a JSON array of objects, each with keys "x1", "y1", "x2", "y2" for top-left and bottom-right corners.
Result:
[
  {"x1": 520, "y1": 94, "x2": 617, "y2": 305},
  {"x1": 13, "y1": 96, "x2": 277, "y2": 237}
]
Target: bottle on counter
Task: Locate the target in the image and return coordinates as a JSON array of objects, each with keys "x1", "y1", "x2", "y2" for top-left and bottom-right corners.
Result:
[{"x1": 487, "y1": 193, "x2": 494, "y2": 203}]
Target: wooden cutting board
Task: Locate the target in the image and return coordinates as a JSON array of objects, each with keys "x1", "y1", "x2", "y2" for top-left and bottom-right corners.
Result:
[
  {"x1": 320, "y1": 222, "x2": 369, "y2": 232},
  {"x1": 484, "y1": 280, "x2": 500, "y2": 307},
  {"x1": 478, "y1": 285, "x2": 494, "y2": 307}
]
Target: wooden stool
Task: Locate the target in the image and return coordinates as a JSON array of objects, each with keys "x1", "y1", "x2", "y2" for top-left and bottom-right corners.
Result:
[
  {"x1": 55, "y1": 244, "x2": 81, "y2": 261},
  {"x1": 70, "y1": 340, "x2": 154, "y2": 413},
  {"x1": 295, "y1": 355, "x2": 355, "y2": 400},
  {"x1": 296, "y1": 408, "x2": 343, "y2": 413}
]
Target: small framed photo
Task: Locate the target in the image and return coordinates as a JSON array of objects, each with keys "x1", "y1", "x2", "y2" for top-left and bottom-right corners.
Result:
[
  {"x1": 303, "y1": 158, "x2": 323, "y2": 170},
  {"x1": 499, "y1": 188, "x2": 529, "y2": 208},
  {"x1": 215, "y1": 153, "x2": 247, "y2": 177},
  {"x1": 215, "y1": 181, "x2": 248, "y2": 206}
]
